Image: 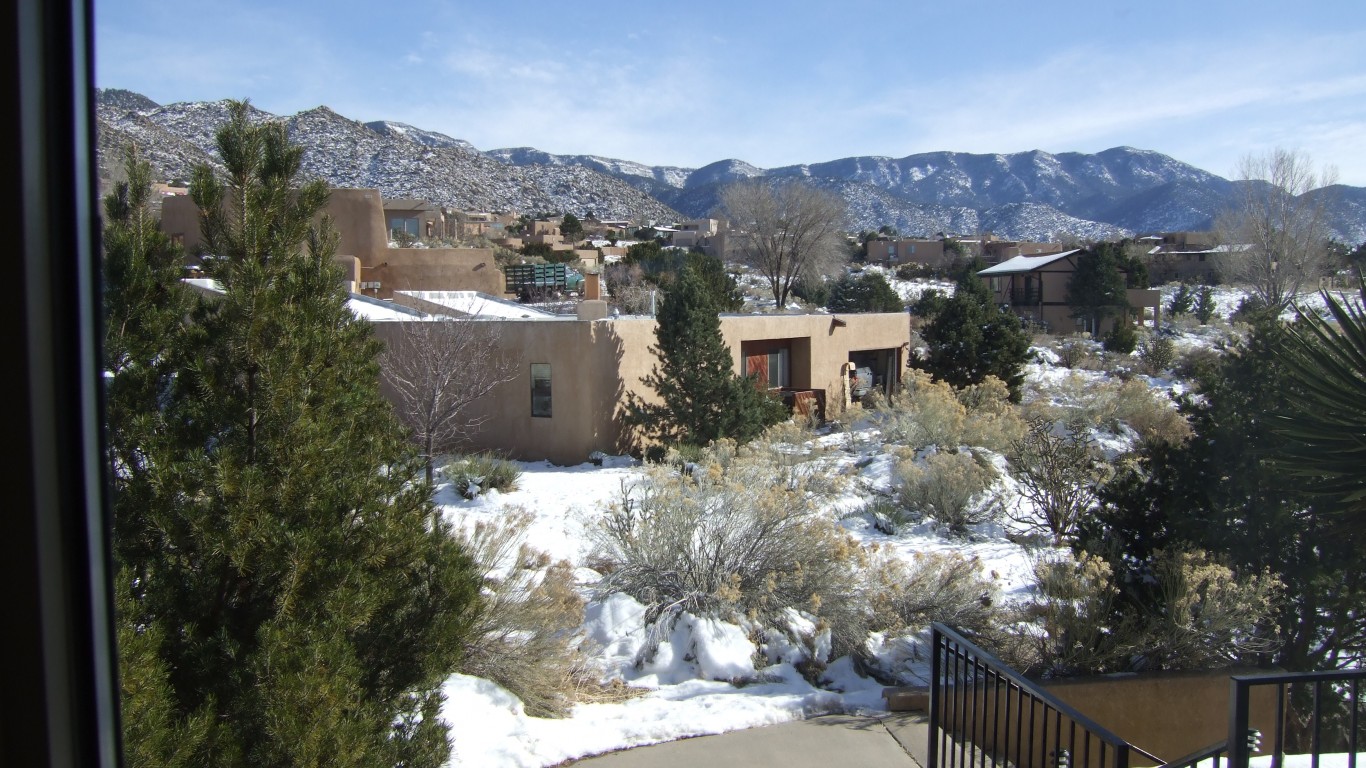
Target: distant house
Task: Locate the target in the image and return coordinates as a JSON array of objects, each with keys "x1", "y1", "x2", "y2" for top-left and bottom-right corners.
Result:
[
  {"x1": 979, "y1": 249, "x2": 1161, "y2": 333},
  {"x1": 383, "y1": 198, "x2": 445, "y2": 240},
  {"x1": 867, "y1": 238, "x2": 950, "y2": 267},
  {"x1": 866, "y1": 235, "x2": 1063, "y2": 267},
  {"x1": 1141, "y1": 231, "x2": 1246, "y2": 284},
  {"x1": 162, "y1": 189, "x2": 505, "y2": 300},
  {"x1": 670, "y1": 218, "x2": 720, "y2": 250},
  {"x1": 371, "y1": 305, "x2": 912, "y2": 465}
]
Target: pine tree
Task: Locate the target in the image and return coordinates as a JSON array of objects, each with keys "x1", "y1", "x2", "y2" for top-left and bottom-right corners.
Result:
[
  {"x1": 1088, "y1": 315, "x2": 1366, "y2": 671},
  {"x1": 559, "y1": 211, "x2": 584, "y2": 241},
  {"x1": 1167, "y1": 283, "x2": 1194, "y2": 317},
  {"x1": 1066, "y1": 243, "x2": 1130, "y2": 335},
  {"x1": 107, "y1": 102, "x2": 481, "y2": 766},
  {"x1": 915, "y1": 264, "x2": 1031, "y2": 401},
  {"x1": 1194, "y1": 285, "x2": 1217, "y2": 324},
  {"x1": 627, "y1": 269, "x2": 785, "y2": 447},
  {"x1": 826, "y1": 271, "x2": 905, "y2": 313}
]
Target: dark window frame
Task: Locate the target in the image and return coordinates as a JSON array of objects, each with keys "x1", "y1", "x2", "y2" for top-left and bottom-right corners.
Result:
[{"x1": 531, "y1": 362, "x2": 552, "y2": 417}]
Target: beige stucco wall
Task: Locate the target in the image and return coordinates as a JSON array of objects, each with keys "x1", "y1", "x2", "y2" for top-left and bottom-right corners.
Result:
[
  {"x1": 940, "y1": 670, "x2": 1281, "y2": 768},
  {"x1": 161, "y1": 188, "x2": 391, "y2": 269},
  {"x1": 372, "y1": 312, "x2": 911, "y2": 465},
  {"x1": 868, "y1": 239, "x2": 948, "y2": 266},
  {"x1": 374, "y1": 317, "x2": 660, "y2": 465},
  {"x1": 1042, "y1": 671, "x2": 1282, "y2": 766},
  {"x1": 364, "y1": 247, "x2": 505, "y2": 299},
  {"x1": 720, "y1": 313, "x2": 909, "y2": 407}
]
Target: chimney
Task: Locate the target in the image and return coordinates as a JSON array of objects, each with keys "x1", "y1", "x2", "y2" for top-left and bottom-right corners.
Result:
[{"x1": 585, "y1": 271, "x2": 601, "y2": 301}]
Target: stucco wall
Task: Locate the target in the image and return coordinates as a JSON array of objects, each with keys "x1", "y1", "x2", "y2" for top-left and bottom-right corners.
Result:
[
  {"x1": 365, "y1": 248, "x2": 504, "y2": 299},
  {"x1": 373, "y1": 312, "x2": 911, "y2": 465},
  {"x1": 162, "y1": 187, "x2": 391, "y2": 267},
  {"x1": 1042, "y1": 671, "x2": 1282, "y2": 766},
  {"x1": 940, "y1": 670, "x2": 1281, "y2": 768}
]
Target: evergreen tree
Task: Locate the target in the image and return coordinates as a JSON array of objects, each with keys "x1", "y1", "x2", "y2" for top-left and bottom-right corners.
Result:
[
  {"x1": 559, "y1": 212, "x2": 584, "y2": 241},
  {"x1": 1087, "y1": 315, "x2": 1366, "y2": 670},
  {"x1": 108, "y1": 102, "x2": 481, "y2": 766},
  {"x1": 103, "y1": 147, "x2": 220, "y2": 767},
  {"x1": 1166, "y1": 283, "x2": 1194, "y2": 317},
  {"x1": 1194, "y1": 285, "x2": 1218, "y2": 324},
  {"x1": 627, "y1": 269, "x2": 785, "y2": 447},
  {"x1": 1066, "y1": 243, "x2": 1130, "y2": 335},
  {"x1": 684, "y1": 251, "x2": 745, "y2": 312},
  {"x1": 826, "y1": 271, "x2": 905, "y2": 313},
  {"x1": 915, "y1": 264, "x2": 1031, "y2": 401}
]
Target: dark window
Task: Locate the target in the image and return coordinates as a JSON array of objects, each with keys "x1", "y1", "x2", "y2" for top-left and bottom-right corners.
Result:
[{"x1": 531, "y1": 363, "x2": 552, "y2": 417}]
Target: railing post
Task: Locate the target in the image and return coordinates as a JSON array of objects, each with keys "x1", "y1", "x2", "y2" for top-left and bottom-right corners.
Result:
[
  {"x1": 1113, "y1": 742, "x2": 1129, "y2": 768},
  {"x1": 930, "y1": 625, "x2": 943, "y2": 768},
  {"x1": 1229, "y1": 678, "x2": 1251, "y2": 768}
]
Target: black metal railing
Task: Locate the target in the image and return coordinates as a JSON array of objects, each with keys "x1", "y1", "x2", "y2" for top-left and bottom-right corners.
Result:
[
  {"x1": 1228, "y1": 668, "x2": 1366, "y2": 768},
  {"x1": 929, "y1": 623, "x2": 1163, "y2": 768},
  {"x1": 1159, "y1": 740, "x2": 1228, "y2": 768}
]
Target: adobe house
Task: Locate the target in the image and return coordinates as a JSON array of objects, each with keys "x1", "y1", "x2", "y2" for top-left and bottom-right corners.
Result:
[
  {"x1": 979, "y1": 250, "x2": 1162, "y2": 333},
  {"x1": 383, "y1": 198, "x2": 445, "y2": 240},
  {"x1": 371, "y1": 308, "x2": 912, "y2": 465},
  {"x1": 867, "y1": 238, "x2": 949, "y2": 267},
  {"x1": 1141, "y1": 231, "x2": 1246, "y2": 285},
  {"x1": 866, "y1": 236, "x2": 1063, "y2": 268},
  {"x1": 162, "y1": 188, "x2": 506, "y2": 300}
]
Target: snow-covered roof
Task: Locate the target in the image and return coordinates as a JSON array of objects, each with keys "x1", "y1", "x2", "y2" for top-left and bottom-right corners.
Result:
[
  {"x1": 347, "y1": 292, "x2": 427, "y2": 320},
  {"x1": 395, "y1": 290, "x2": 557, "y2": 319},
  {"x1": 978, "y1": 249, "x2": 1080, "y2": 276},
  {"x1": 181, "y1": 278, "x2": 429, "y2": 321}
]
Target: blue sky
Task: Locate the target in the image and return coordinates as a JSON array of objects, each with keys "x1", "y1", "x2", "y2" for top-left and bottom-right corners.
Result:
[{"x1": 97, "y1": 1, "x2": 1366, "y2": 184}]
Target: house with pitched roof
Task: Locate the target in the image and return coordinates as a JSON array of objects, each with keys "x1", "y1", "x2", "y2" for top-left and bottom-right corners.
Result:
[{"x1": 979, "y1": 250, "x2": 1162, "y2": 333}]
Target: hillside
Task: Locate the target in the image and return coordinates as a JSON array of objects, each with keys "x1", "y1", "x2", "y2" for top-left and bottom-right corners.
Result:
[{"x1": 95, "y1": 89, "x2": 1366, "y2": 242}]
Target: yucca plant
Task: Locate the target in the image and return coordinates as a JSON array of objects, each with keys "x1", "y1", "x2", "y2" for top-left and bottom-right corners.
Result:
[{"x1": 1275, "y1": 276, "x2": 1366, "y2": 527}]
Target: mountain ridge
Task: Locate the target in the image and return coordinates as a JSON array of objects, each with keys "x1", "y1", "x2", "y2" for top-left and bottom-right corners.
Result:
[{"x1": 94, "y1": 89, "x2": 1366, "y2": 243}]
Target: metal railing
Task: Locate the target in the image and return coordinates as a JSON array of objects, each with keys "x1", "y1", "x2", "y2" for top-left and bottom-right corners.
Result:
[
  {"x1": 1228, "y1": 668, "x2": 1366, "y2": 768},
  {"x1": 1159, "y1": 740, "x2": 1228, "y2": 768},
  {"x1": 929, "y1": 623, "x2": 1163, "y2": 768}
]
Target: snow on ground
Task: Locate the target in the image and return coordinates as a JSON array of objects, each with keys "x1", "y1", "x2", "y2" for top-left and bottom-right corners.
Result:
[
  {"x1": 436, "y1": 441, "x2": 1046, "y2": 766},
  {"x1": 433, "y1": 280, "x2": 1332, "y2": 766}
]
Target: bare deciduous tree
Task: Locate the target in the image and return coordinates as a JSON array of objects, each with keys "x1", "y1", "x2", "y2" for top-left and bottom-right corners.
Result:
[
  {"x1": 1217, "y1": 148, "x2": 1338, "y2": 311},
  {"x1": 718, "y1": 180, "x2": 847, "y2": 307},
  {"x1": 381, "y1": 319, "x2": 519, "y2": 483}
]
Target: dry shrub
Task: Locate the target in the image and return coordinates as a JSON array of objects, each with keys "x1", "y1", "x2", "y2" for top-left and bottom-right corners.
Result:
[
  {"x1": 1008, "y1": 419, "x2": 1109, "y2": 543},
  {"x1": 1137, "y1": 333, "x2": 1177, "y2": 375},
  {"x1": 759, "y1": 411, "x2": 824, "y2": 454},
  {"x1": 1135, "y1": 549, "x2": 1282, "y2": 670},
  {"x1": 874, "y1": 370, "x2": 968, "y2": 450},
  {"x1": 1025, "y1": 375, "x2": 1189, "y2": 447},
  {"x1": 1174, "y1": 345, "x2": 1222, "y2": 382},
  {"x1": 590, "y1": 440, "x2": 867, "y2": 660},
  {"x1": 866, "y1": 551, "x2": 1000, "y2": 636},
  {"x1": 1055, "y1": 333, "x2": 1100, "y2": 369},
  {"x1": 874, "y1": 370, "x2": 1023, "y2": 453},
  {"x1": 1109, "y1": 379, "x2": 1191, "y2": 445},
  {"x1": 1021, "y1": 549, "x2": 1282, "y2": 676},
  {"x1": 896, "y1": 449, "x2": 1002, "y2": 534},
  {"x1": 457, "y1": 508, "x2": 593, "y2": 718},
  {"x1": 957, "y1": 376, "x2": 1028, "y2": 451},
  {"x1": 1021, "y1": 552, "x2": 1121, "y2": 676}
]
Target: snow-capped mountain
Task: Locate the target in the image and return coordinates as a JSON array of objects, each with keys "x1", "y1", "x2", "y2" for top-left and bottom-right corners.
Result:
[
  {"x1": 96, "y1": 92, "x2": 681, "y2": 222},
  {"x1": 95, "y1": 89, "x2": 1365, "y2": 242},
  {"x1": 364, "y1": 121, "x2": 478, "y2": 153}
]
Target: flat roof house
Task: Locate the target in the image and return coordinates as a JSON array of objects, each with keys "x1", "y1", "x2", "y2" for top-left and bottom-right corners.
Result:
[{"x1": 371, "y1": 310, "x2": 912, "y2": 465}]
